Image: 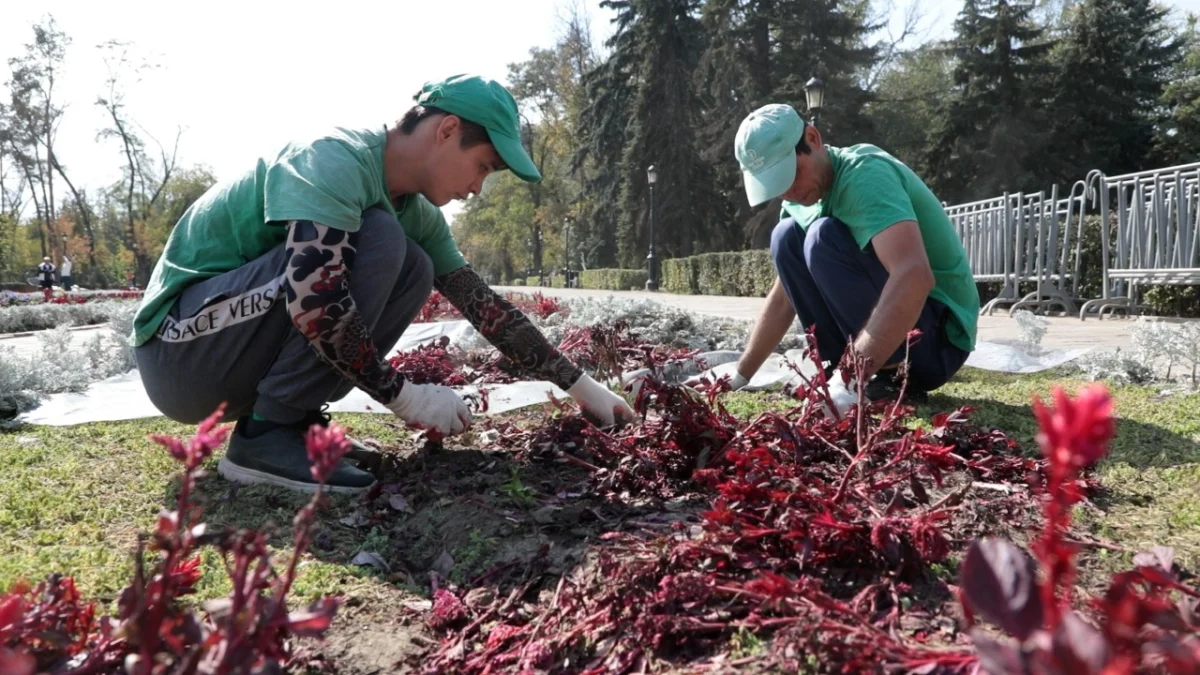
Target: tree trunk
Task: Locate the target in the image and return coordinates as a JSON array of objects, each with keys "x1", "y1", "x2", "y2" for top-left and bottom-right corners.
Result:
[
  {"x1": 43, "y1": 110, "x2": 56, "y2": 232},
  {"x1": 25, "y1": 178, "x2": 48, "y2": 258},
  {"x1": 751, "y1": 0, "x2": 772, "y2": 101},
  {"x1": 49, "y1": 149, "x2": 98, "y2": 268},
  {"x1": 105, "y1": 103, "x2": 148, "y2": 285}
]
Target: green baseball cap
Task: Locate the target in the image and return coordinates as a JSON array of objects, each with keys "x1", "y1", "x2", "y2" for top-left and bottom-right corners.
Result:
[
  {"x1": 415, "y1": 74, "x2": 542, "y2": 183},
  {"x1": 734, "y1": 103, "x2": 805, "y2": 206}
]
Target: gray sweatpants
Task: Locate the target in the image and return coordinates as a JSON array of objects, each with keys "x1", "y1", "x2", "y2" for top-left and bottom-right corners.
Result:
[{"x1": 135, "y1": 208, "x2": 434, "y2": 425}]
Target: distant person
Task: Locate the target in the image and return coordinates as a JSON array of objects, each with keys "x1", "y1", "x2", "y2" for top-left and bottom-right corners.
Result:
[
  {"x1": 132, "y1": 74, "x2": 635, "y2": 495},
  {"x1": 125, "y1": 270, "x2": 136, "y2": 290},
  {"x1": 707, "y1": 103, "x2": 979, "y2": 414},
  {"x1": 60, "y1": 255, "x2": 73, "y2": 292},
  {"x1": 37, "y1": 257, "x2": 55, "y2": 302}
]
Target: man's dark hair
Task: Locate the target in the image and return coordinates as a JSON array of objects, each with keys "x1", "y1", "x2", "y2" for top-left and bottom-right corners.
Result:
[
  {"x1": 795, "y1": 121, "x2": 813, "y2": 155},
  {"x1": 397, "y1": 105, "x2": 491, "y2": 148}
]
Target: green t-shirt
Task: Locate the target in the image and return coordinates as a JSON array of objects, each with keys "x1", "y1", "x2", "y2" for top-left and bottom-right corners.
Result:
[
  {"x1": 781, "y1": 144, "x2": 979, "y2": 352},
  {"x1": 132, "y1": 126, "x2": 467, "y2": 346}
]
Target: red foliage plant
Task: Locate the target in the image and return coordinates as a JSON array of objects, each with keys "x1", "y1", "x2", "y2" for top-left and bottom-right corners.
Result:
[
  {"x1": 557, "y1": 320, "x2": 701, "y2": 385},
  {"x1": 958, "y1": 384, "x2": 1200, "y2": 675},
  {"x1": 47, "y1": 291, "x2": 143, "y2": 305},
  {"x1": 415, "y1": 290, "x2": 566, "y2": 324},
  {"x1": 419, "y1": 331, "x2": 1043, "y2": 673},
  {"x1": 389, "y1": 336, "x2": 471, "y2": 386},
  {"x1": 0, "y1": 405, "x2": 345, "y2": 675}
]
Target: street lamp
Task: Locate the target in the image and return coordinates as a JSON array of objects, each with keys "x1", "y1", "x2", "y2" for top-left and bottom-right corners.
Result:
[
  {"x1": 804, "y1": 76, "x2": 826, "y2": 127},
  {"x1": 563, "y1": 215, "x2": 574, "y2": 288},
  {"x1": 646, "y1": 164, "x2": 658, "y2": 292},
  {"x1": 537, "y1": 230, "x2": 545, "y2": 283}
]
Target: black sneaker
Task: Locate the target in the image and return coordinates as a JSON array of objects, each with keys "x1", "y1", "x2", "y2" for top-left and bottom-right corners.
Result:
[
  {"x1": 864, "y1": 371, "x2": 929, "y2": 404},
  {"x1": 301, "y1": 407, "x2": 380, "y2": 463},
  {"x1": 218, "y1": 417, "x2": 376, "y2": 495}
]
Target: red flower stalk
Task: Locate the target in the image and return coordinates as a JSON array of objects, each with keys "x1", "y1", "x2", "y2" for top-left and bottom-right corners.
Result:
[
  {"x1": 1031, "y1": 384, "x2": 1115, "y2": 626},
  {"x1": 304, "y1": 423, "x2": 352, "y2": 485},
  {"x1": 1033, "y1": 384, "x2": 1115, "y2": 478},
  {"x1": 150, "y1": 403, "x2": 230, "y2": 472}
]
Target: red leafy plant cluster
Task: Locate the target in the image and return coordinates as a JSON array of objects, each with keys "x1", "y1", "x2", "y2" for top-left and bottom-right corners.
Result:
[
  {"x1": 46, "y1": 291, "x2": 144, "y2": 305},
  {"x1": 557, "y1": 320, "x2": 702, "y2": 384},
  {"x1": 389, "y1": 336, "x2": 473, "y2": 387},
  {"x1": 0, "y1": 405, "x2": 348, "y2": 674},
  {"x1": 389, "y1": 317, "x2": 702, "y2": 393},
  {"x1": 958, "y1": 384, "x2": 1200, "y2": 674},
  {"x1": 387, "y1": 336, "x2": 523, "y2": 389},
  {"x1": 415, "y1": 290, "x2": 566, "y2": 324},
  {"x1": 0, "y1": 290, "x2": 144, "y2": 307},
  {"x1": 419, "y1": 336, "x2": 1051, "y2": 672}
]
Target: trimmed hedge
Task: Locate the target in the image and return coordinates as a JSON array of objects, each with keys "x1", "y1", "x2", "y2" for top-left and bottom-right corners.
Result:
[
  {"x1": 662, "y1": 249, "x2": 776, "y2": 297},
  {"x1": 579, "y1": 268, "x2": 648, "y2": 291},
  {"x1": 525, "y1": 276, "x2": 541, "y2": 287},
  {"x1": 661, "y1": 258, "x2": 698, "y2": 295}
]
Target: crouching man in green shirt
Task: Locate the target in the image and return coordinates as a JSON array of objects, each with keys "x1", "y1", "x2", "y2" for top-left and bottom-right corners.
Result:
[
  {"x1": 132, "y1": 74, "x2": 634, "y2": 494},
  {"x1": 710, "y1": 103, "x2": 980, "y2": 413}
]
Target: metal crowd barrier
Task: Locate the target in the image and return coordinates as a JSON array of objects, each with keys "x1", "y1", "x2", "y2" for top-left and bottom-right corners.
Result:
[
  {"x1": 946, "y1": 185, "x2": 1085, "y2": 316},
  {"x1": 1078, "y1": 162, "x2": 1200, "y2": 319}
]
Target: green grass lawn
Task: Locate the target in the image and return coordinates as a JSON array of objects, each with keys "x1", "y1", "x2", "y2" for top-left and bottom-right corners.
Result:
[{"x1": 2, "y1": 366, "x2": 1198, "y2": 612}]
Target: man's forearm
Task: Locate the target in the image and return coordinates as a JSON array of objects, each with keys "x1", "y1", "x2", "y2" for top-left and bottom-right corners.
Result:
[
  {"x1": 736, "y1": 279, "x2": 796, "y2": 379},
  {"x1": 852, "y1": 270, "x2": 932, "y2": 378},
  {"x1": 436, "y1": 266, "x2": 583, "y2": 390}
]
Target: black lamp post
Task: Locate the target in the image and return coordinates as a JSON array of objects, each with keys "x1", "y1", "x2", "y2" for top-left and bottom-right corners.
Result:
[
  {"x1": 804, "y1": 76, "x2": 826, "y2": 127},
  {"x1": 563, "y1": 215, "x2": 574, "y2": 288},
  {"x1": 646, "y1": 164, "x2": 658, "y2": 291},
  {"x1": 537, "y1": 230, "x2": 544, "y2": 284}
]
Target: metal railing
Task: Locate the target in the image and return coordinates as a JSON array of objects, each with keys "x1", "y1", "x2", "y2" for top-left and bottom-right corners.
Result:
[
  {"x1": 946, "y1": 184, "x2": 1085, "y2": 316},
  {"x1": 1078, "y1": 162, "x2": 1200, "y2": 319},
  {"x1": 944, "y1": 161, "x2": 1200, "y2": 320}
]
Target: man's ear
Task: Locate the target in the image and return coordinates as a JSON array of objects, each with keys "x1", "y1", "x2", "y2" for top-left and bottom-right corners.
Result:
[
  {"x1": 804, "y1": 122, "x2": 822, "y2": 148},
  {"x1": 436, "y1": 114, "x2": 461, "y2": 144}
]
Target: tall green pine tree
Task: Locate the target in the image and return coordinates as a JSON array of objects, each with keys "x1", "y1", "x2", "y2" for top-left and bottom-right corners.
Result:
[
  {"x1": 696, "y1": 0, "x2": 879, "y2": 246},
  {"x1": 1048, "y1": 0, "x2": 1183, "y2": 181},
  {"x1": 579, "y1": 0, "x2": 724, "y2": 268},
  {"x1": 1159, "y1": 14, "x2": 1200, "y2": 164},
  {"x1": 926, "y1": 0, "x2": 1056, "y2": 203}
]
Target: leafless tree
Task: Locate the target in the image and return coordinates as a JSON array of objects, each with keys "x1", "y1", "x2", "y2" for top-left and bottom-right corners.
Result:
[{"x1": 96, "y1": 40, "x2": 181, "y2": 284}]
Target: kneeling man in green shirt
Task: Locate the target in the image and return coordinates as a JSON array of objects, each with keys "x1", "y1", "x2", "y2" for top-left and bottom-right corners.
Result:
[
  {"x1": 715, "y1": 104, "x2": 980, "y2": 413},
  {"x1": 132, "y1": 74, "x2": 634, "y2": 494}
]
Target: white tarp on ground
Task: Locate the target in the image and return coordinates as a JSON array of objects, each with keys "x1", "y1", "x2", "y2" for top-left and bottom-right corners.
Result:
[{"x1": 14, "y1": 319, "x2": 1091, "y2": 427}]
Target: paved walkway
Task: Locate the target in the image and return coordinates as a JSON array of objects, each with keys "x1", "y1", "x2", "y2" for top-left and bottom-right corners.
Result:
[
  {"x1": 0, "y1": 324, "x2": 109, "y2": 361},
  {"x1": 497, "y1": 286, "x2": 1153, "y2": 353},
  {"x1": 2, "y1": 288, "x2": 1185, "y2": 362}
]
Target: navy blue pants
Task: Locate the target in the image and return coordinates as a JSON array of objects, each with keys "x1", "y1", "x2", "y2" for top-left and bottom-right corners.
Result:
[{"x1": 770, "y1": 217, "x2": 968, "y2": 391}]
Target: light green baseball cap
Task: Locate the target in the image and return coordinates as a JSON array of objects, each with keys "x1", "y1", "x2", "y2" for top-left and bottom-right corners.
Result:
[
  {"x1": 734, "y1": 103, "x2": 805, "y2": 206},
  {"x1": 415, "y1": 74, "x2": 542, "y2": 183}
]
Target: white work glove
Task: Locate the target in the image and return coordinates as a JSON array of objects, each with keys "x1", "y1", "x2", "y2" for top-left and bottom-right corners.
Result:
[
  {"x1": 385, "y1": 381, "x2": 471, "y2": 437},
  {"x1": 821, "y1": 370, "x2": 859, "y2": 418},
  {"x1": 568, "y1": 373, "x2": 636, "y2": 428},
  {"x1": 684, "y1": 369, "x2": 750, "y2": 393}
]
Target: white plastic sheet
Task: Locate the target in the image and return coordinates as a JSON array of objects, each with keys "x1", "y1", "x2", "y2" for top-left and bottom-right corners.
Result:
[
  {"x1": 15, "y1": 319, "x2": 1092, "y2": 427},
  {"x1": 965, "y1": 339, "x2": 1092, "y2": 374}
]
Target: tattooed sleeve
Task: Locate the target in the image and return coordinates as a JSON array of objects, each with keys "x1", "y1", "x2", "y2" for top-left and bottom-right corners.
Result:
[
  {"x1": 284, "y1": 220, "x2": 403, "y2": 404},
  {"x1": 436, "y1": 266, "x2": 584, "y2": 390}
]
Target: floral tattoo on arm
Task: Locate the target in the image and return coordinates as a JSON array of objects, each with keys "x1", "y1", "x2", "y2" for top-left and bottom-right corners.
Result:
[
  {"x1": 435, "y1": 266, "x2": 584, "y2": 390},
  {"x1": 284, "y1": 220, "x2": 403, "y2": 404}
]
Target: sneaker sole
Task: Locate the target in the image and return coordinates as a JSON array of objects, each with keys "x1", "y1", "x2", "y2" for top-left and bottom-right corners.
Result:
[{"x1": 218, "y1": 458, "x2": 374, "y2": 495}]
